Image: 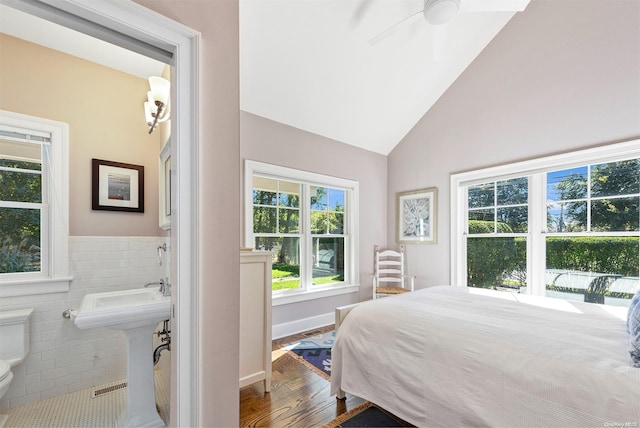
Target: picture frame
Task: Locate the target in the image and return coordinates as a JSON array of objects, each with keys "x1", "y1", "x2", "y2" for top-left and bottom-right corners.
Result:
[
  {"x1": 158, "y1": 140, "x2": 171, "y2": 229},
  {"x1": 397, "y1": 187, "x2": 437, "y2": 244},
  {"x1": 92, "y1": 159, "x2": 144, "y2": 213}
]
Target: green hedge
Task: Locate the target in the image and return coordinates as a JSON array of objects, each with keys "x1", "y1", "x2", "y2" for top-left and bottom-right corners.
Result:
[
  {"x1": 467, "y1": 221, "x2": 523, "y2": 288},
  {"x1": 466, "y1": 221, "x2": 639, "y2": 295},
  {"x1": 546, "y1": 237, "x2": 638, "y2": 277}
]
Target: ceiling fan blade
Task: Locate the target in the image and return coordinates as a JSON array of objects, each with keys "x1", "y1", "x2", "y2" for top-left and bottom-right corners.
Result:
[
  {"x1": 368, "y1": 10, "x2": 423, "y2": 46},
  {"x1": 432, "y1": 24, "x2": 448, "y2": 62},
  {"x1": 459, "y1": 0, "x2": 530, "y2": 13}
]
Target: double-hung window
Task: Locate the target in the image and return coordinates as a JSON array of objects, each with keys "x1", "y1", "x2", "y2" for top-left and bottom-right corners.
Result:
[
  {"x1": 0, "y1": 110, "x2": 70, "y2": 296},
  {"x1": 245, "y1": 160, "x2": 358, "y2": 303},
  {"x1": 452, "y1": 139, "x2": 640, "y2": 307}
]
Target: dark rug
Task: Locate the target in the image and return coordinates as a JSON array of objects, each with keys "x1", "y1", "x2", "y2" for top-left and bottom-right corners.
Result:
[
  {"x1": 289, "y1": 347, "x2": 332, "y2": 380},
  {"x1": 321, "y1": 402, "x2": 413, "y2": 428}
]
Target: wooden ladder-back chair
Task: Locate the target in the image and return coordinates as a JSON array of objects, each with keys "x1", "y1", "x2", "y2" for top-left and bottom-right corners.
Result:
[{"x1": 372, "y1": 244, "x2": 415, "y2": 299}]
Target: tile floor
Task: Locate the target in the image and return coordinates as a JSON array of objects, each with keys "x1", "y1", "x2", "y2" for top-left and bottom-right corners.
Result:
[{"x1": 3, "y1": 369, "x2": 169, "y2": 427}]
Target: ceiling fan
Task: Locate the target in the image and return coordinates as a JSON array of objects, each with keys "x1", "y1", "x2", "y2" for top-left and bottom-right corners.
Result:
[{"x1": 368, "y1": 0, "x2": 530, "y2": 47}]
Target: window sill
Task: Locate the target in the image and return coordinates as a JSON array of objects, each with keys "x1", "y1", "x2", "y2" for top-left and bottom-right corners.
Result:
[
  {"x1": 0, "y1": 276, "x2": 73, "y2": 297},
  {"x1": 272, "y1": 284, "x2": 359, "y2": 306}
]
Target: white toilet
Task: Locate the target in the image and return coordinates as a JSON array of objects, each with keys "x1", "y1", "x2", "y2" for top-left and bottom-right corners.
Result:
[{"x1": 0, "y1": 308, "x2": 34, "y2": 404}]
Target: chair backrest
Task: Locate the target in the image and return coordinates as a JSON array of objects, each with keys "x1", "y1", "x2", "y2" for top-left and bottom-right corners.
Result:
[{"x1": 374, "y1": 244, "x2": 406, "y2": 289}]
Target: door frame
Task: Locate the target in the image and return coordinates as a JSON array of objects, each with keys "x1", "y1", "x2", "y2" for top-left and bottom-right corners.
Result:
[{"x1": 0, "y1": 0, "x2": 201, "y2": 425}]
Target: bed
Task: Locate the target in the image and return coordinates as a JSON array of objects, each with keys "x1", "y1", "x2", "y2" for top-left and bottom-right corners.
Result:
[{"x1": 330, "y1": 285, "x2": 640, "y2": 427}]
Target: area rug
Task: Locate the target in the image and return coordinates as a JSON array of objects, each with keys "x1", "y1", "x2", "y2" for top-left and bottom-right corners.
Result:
[
  {"x1": 283, "y1": 330, "x2": 335, "y2": 380},
  {"x1": 284, "y1": 330, "x2": 336, "y2": 349},
  {"x1": 289, "y1": 347, "x2": 332, "y2": 379},
  {"x1": 320, "y1": 401, "x2": 413, "y2": 428}
]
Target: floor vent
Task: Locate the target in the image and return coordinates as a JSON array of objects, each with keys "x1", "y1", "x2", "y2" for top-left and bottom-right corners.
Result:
[
  {"x1": 91, "y1": 381, "x2": 128, "y2": 398},
  {"x1": 302, "y1": 329, "x2": 322, "y2": 337}
]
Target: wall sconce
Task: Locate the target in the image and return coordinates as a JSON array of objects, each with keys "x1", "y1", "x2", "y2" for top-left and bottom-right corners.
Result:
[{"x1": 144, "y1": 76, "x2": 170, "y2": 134}]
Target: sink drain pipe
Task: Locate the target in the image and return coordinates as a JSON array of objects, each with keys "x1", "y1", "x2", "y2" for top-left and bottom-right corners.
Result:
[
  {"x1": 154, "y1": 319, "x2": 171, "y2": 366},
  {"x1": 154, "y1": 342, "x2": 170, "y2": 365}
]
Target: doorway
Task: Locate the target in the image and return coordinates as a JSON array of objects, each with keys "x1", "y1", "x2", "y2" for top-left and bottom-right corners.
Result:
[{"x1": 0, "y1": 0, "x2": 199, "y2": 426}]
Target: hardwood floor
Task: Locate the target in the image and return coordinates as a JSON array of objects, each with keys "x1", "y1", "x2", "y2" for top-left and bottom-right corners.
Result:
[{"x1": 239, "y1": 325, "x2": 366, "y2": 427}]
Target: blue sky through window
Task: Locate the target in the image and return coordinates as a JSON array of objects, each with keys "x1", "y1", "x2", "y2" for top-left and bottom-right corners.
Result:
[{"x1": 547, "y1": 167, "x2": 587, "y2": 201}]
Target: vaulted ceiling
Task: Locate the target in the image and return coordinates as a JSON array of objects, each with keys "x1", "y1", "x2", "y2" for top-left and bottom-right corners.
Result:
[{"x1": 240, "y1": 0, "x2": 529, "y2": 154}]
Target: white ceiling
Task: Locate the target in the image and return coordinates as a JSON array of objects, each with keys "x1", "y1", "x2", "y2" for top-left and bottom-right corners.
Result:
[
  {"x1": 1, "y1": 0, "x2": 529, "y2": 155},
  {"x1": 240, "y1": 0, "x2": 529, "y2": 155}
]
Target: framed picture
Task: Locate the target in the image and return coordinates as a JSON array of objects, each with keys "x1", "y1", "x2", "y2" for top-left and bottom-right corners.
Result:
[
  {"x1": 397, "y1": 187, "x2": 437, "y2": 244},
  {"x1": 158, "y1": 140, "x2": 171, "y2": 229},
  {"x1": 92, "y1": 159, "x2": 144, "y2": 213}
]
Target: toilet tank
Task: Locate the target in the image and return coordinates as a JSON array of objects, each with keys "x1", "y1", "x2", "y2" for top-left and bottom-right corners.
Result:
[{"x1": 0, "y1": 308, "x2": 34, "y2": 366}]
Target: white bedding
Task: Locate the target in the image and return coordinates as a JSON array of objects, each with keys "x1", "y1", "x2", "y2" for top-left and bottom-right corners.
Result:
[{"x1": 330, "y1": 286, "x2": 640, "y2": 427}]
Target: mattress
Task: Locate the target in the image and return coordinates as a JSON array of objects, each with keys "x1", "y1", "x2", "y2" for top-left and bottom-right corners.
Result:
[{"x1": 330, "y1": 285, "x2": 640, "y2": 427}]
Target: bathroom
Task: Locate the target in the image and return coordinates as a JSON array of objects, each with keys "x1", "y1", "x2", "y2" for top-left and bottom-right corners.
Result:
[{"x1": 0, "y1": 10, "x2": 172, "y2": 425}]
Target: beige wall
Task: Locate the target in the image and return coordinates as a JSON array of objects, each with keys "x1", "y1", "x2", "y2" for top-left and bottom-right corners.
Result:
[
  {"x1": 387, "y1": 0, "x2": 640, "y2": 288},
  {"x1": 133, "y1": 1, "x2": 241, "y2": 427},
  {"x1": 0, "y1": 34, "x2": 165, "y2": 237}
]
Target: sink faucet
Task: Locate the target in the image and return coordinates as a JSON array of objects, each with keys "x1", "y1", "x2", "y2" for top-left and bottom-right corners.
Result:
[{"x1": 144, "y1": 278, "x2": 171, "y2": 297}]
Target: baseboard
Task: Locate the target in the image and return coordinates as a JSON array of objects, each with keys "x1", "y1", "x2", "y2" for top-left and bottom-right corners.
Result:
[{"x1": 272, "y1": 312, "x2": 334, "y2": 339}]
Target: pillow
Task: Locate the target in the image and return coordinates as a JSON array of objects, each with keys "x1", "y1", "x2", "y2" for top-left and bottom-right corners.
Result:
[{"x1": 629, "y1": 290, "x2": 640, "y2": 368}]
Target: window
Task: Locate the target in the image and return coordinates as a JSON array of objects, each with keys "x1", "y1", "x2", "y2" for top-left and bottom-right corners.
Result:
[
  {"x1": 245, "y1": 160, "x2": 358, "y2": 304},
  {"x1": 452, "y1": 139, "x2": 640, "y2": 307},
  {"x1": 0, "y1": 111, "x2": 70, "y2": 296}
]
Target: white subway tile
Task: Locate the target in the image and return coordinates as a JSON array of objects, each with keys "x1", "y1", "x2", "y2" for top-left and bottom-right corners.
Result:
[
  {"x1": 26, "y1": 379, "x2": 55, "y2": 394},
  {"x1": 41, "y1": 366, "x2": 68, "y2": 381}
]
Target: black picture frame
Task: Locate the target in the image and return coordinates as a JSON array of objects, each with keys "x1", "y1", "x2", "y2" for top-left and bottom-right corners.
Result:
[{"x1": 92, "y1": 159, "x2": 144, "y2": 213}]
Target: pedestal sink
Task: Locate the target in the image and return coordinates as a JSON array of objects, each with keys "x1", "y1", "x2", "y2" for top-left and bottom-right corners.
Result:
[{"x1": 74, "y1": 288, "x2": 170, "y2": 428}]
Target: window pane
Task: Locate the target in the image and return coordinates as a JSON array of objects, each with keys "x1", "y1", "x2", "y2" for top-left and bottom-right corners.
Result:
[
  {"x1": 278, "y1": 180, "x2": 299, "y2": 208},
  {"x1": 497, "y1": 206, "x2": 528, "y2": 233},
  {"x1": 546, "y1": 236, "x2": 639, "y2": 305},
  {"x1": 310, "y1": 211, "x2": 328, "y2": 234},
  {"x1": 497, "y1": 177, "x2": 527, "y2": 205},
  {"x1": 253, "y1": 206, "x2": 277, "y2": 233},
  {"x1": 253, "y1": 189, "x2": 276, "y2": 206},
  {"x1": 547, "y1": 167, "x2": 588, "y2": 201},
  {"x1": 310, "y1": 186, "x2": 327, "y2": 210},
  {"x1": 467, "y1": 237, "x2": 526, "y2": 290},
  {"x1": 255, "y1": 236, "x2": 300, "y2": 290},
  {"x1": 547, "y1": 201, "x2": 587, "y2": 232},
  {"x1": 468, "y1": 183, "x2": 493, "y2": 208},
  {"x1": 468, "y1": 209, "x2": 494, "y2": 232},
  {"x1": 591, "y1": 197, "x2": 639, "y2": 231},
  {"x1": 591, "y1": 160, "x2": 639, "y2": 198},
  {"x1": 0, "y1": 207, "x2": 41, "y2": 273},
  {"x1": 312, "y1": 237, "x2": 344, "y2": 286},
  {"x1": 278, "y1": 208, "x2": 299, "y2": 233},
  {"x1": 0, "y1": 163, "x2": 42, "y2": 203},
  {"x1": 330, "y1": 213, "x2": 344, "y2": 234},
  {"x1": 328, "y1": 188, "x2": 345, "y2": 210}
]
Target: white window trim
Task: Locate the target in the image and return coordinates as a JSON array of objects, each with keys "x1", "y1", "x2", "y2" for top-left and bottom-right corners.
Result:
[
  {"x1": 244, "y1": 160, "x2": 360, "y2": 302},
  {"x1": 451, "y1": 138, "x2": 640, "y2": 291},
  {"x1": 0, "y1": 110, "x2": 71, "y2": 297}
]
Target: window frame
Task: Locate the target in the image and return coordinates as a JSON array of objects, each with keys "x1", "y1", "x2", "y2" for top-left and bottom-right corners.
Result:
[
  {"x1": 0, "y1": 110, "x2": 71, "y2": 297},
  {"x1": 451, "y1": 139, "x2": 640, "y2": 298},
  {"x1": 245, "y1": 160, "x2": 359, "y2": 305}
]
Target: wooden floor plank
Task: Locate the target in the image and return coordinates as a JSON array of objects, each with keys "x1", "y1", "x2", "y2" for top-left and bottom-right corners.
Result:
[{"x1": 240, "y1": 326, "x2": 365, "y2": 427}]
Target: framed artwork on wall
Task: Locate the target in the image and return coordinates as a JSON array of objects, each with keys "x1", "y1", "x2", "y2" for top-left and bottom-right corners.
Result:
[
  {"x1": 397, "y1": 187, "x2": 437, "y2": 244},
  {"x1": 92, "y1": 159, "x2": 144, "y2": 213}
]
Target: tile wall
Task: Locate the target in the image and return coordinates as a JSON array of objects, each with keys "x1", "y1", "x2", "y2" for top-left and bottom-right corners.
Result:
[{"x1": 0, "y1": 236, "x2": 170, "y2": 411}]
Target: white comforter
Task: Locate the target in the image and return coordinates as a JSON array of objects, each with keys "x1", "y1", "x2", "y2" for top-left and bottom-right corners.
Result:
[{"x1": 331, "y1": 286, "x2": 640, "y2": 427}]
